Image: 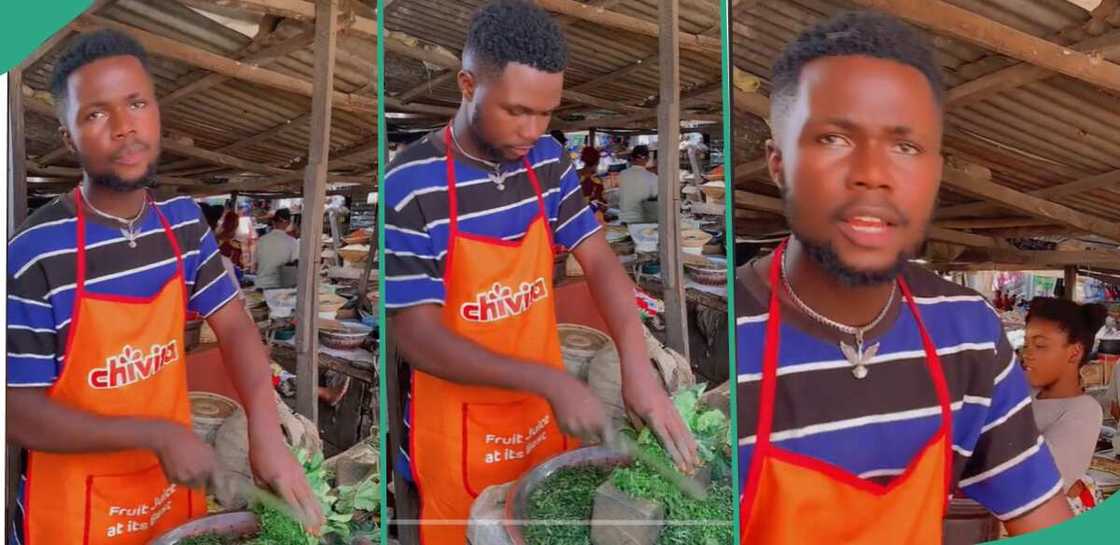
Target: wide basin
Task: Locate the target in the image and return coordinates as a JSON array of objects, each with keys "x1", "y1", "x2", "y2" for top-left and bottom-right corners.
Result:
[
  {"x1": 148, "y1": 511, "x2": 259, "y2": 545},
  {"x1": 503, "y1": 446, "x2": 631, "y2": 545}
]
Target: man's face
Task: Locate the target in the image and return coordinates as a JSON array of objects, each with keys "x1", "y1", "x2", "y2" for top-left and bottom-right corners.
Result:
[
  {"x1": 769, "y1": 55, "x2": 943, "y2": 282},
  {"x1": 463, "y1": 62, "x2": 563, "y2": 162},
  {"x1": 61, "y1": 55, "x2": 161, "y2": 191}
]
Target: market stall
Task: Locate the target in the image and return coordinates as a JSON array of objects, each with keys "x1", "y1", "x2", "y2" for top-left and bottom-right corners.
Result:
[{"x1": 6, "y1": 1, "x2": 379, "y2": 542}]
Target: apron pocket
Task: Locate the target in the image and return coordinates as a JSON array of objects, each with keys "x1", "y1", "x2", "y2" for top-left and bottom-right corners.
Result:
[
  {"x1": 85, "y1": 464, "x2": 194, "y2": 545},
  {"x1": 462, "y1": 399, "x2": 559, "y2": 497}
]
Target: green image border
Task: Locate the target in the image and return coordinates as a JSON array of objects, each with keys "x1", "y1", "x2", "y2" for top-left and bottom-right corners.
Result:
[
  {"x1": 720, "y1": 0, "x2": 739, "y2": 537},
  {"x1": 376, "y1": 2, "x2": 389, "y2": 545}
]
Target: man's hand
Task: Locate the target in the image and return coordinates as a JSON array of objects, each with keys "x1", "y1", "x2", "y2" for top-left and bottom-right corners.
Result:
[
  {"x1": 623, "y1": 374, "x2": 700, "y2": 473},
  {"x1": 571, "y1": 232, "x2": 701, "y2": 473},
  {"x1": 249, "y1": 436, "x2": 324, "y2": 533},
  {"x1": 150, "y1": 423, "x2": 217, "y2": 490},
  {"x1": 543, "y1": 373, "x2": 608, "y2": 441}
]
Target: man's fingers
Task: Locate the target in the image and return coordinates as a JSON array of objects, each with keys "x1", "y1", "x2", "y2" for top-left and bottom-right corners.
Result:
[
  {"x1": 651, "y1": 419, "x2": 687, "y2": 470},
  {"x1": 668, "y1": 412, "x2": 700, "y2": 467}
]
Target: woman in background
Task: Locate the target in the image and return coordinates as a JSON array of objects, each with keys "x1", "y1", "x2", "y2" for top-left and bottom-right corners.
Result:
[
  {"x1": 1021, "y1": 297, "x2": 1107, "y2": 513},
  {"x1": 578, "y1": 145, "x2": 606, "y2": 215}
]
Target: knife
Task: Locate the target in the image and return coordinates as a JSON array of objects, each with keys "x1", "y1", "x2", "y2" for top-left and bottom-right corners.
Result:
[{"x1": 604, "y1": 424, "x2": 708, "y2": 501}]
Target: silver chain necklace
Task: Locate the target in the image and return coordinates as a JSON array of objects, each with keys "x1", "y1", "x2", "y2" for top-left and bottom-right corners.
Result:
[
  {"x1": 780, "y1": 249, "x2": 896, "y2": 379},
  {"x1": 449, "y1": 124, "x2": 506, "y2": 190},
  {"x1": 80, "y1": 185, "x2": 147, "y2": 248}
]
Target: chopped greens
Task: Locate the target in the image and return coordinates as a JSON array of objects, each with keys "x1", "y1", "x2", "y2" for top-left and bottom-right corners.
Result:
[
  {"x1": 522, "y1": 384, "x2": 732, "y2": 545},
  {"x1": 523, "y1": 465, "x2": 612, "y2": 545}
]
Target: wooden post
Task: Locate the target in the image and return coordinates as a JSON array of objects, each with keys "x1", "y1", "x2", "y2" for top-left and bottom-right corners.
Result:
[
  {"x1": 294, "y1": 0, "x2": 339, "y2": 421},
  {"x1": 657, "y1": 0, "x2": 689, "y2": 360},
  {"x1": 1063, "y1": 266, "x2": 1077, "y2": 301},
  {"x1": 8, "y1": 68, "x2": 27, "y2": 231}
]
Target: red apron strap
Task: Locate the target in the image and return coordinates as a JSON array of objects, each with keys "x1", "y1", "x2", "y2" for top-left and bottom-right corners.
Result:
[
  {"x1": 522, "y1": 156, "x2": 555, "y2": 249},
  {"x1": 72, "y1": 188, "x2": 89, "y2": 300},
  {"x1": 444, "y1": 126, "x2": 460, "y2": 240},
  {"x1": 898, "y1": 277, "x2": 954, "y2": 501},
  {"x1": 741, "y1": 238, "x2": 788, "y2": 524}
]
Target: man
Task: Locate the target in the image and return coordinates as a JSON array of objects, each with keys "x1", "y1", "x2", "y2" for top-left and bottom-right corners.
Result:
[
  {"x1": 6, "y1": 30, "x2": 321, "y2": 544},
  {"x1": 618, "y1": 144, "x2": 658, "y2": 224},
  {"x1": 735, "y1": 12, "x2": 1071, "y2": 544},
  {"x1": 253, "y1": 208, "x2": 299, "y2": 290},
  {"x1": 384, "y1": 2, "x2": 698, "y2": 543}
]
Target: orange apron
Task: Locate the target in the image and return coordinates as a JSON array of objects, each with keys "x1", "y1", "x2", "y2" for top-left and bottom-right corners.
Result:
[
  {"x1": 740, "y1": 240, "x2": 953, "y2": 544},
  {"x1": 23, "y1": 189, "x2": 205, "y2": 545},
  {"x1": 408, "y1": 127, "x2": 574, "y2": 545}
]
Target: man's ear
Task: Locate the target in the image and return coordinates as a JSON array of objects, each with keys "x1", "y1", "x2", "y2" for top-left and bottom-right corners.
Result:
[
  {"x1": 58, "y1": 125, "x2": 77, "y2": 155},
  {"x1": 766, "y1": 139, "x2": 785, "y2": 194},
  {"x1": 458, "y1": 70, "x2": 477, "y2": 103}
]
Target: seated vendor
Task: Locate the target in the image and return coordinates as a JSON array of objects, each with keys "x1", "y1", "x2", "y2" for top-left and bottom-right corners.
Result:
[
  {"x1": 1021, "y1": 297, "x2": 1106, "y2": 506},
  {"x1": 254, "y1": 208, "x2": 300, "y2": 290},
  {"x1": 618, "y1": 145, "x2": 658, "y2": 224}
]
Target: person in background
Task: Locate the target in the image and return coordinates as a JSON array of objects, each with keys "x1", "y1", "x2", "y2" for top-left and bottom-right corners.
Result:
[
  {"x1": 253, "y1": 208, "x2": 299, "y2": 290},
  {"x1": 216, "y1": 204, "x2": 243, "y2": 268},
  {"x1": 1021, "y1": 297, "x2": 1107, "y2": 511},
  {"x1": 202, "y1": 203, "x2": 243, "y2": 291},
  {"x1": 618, "y1": 144, "x2": 658, "y2": 224},
  {"x1": 578, "y1": 145, "x2": 608, "y2": 218},
  {"x1": 550, "y1": 129, "x2": 568, "y2": 148}
]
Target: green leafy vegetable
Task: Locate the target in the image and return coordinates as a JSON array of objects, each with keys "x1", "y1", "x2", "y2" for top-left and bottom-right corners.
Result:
[
  {"x1": 609, "y1": 384, "x2": 733, "y2": 545},
  {"x1": 523, "y1": 465, "x2": 612, "y2": 545}
]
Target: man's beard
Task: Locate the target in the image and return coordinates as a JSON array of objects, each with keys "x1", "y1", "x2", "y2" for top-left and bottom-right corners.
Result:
[
  {"x1": 791, "y1": 229, "x2": 912, "y2": 287},
  {"x1": 83, "y1": 160, "x2": 159, "y2": 193}
]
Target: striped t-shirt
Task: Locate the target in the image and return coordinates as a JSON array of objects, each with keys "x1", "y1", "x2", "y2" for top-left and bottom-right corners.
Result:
[
  {"x1": 384, "y1": 130, "x2": 601, "y2": 309},
  {"x1": 385, "y1": 130, "x2": 600, "y2": 482},
  {"x1": 736, "y1": 259, "x2": 1062, "y2": 521},
  {"x1": 7, "y1": 192, "x2": 239, "y2": 387}
]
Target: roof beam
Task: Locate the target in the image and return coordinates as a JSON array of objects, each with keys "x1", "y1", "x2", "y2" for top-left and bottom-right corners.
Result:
[
  {"x1": 535, "y1": 0, "x2": 721, "y2": 55},
  {"x1": 69, "y1": 14, "x2": 376, "y2": 113},
  {"x1": 947, "y1": 30, "x2": 1120, "y2": 108},
  {"x1": 940, "y1": 161, "x2": 1120, "y2": 241},
  {"x1": 849, "y1": 0, "x2": 1120, "y2": 94},
  {"x1": 938, "y1": 167, "x2": 1120, "y2": 218},
  {"x1": 182, "y1": 0, "x2": 376, "y2": 38}
]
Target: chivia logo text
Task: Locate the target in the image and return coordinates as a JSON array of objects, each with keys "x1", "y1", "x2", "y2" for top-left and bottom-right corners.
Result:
[
  {"x1": 87, "y1": 341, "x2": 180, "y2": 389},
  {"x1": 460, "y1": 279, "x2": 548, "y2": 322}
]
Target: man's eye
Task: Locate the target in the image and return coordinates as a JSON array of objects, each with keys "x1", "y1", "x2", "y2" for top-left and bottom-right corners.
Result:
[{"x1": 895, "y1": 142, "x2": 922, "y2": 155}]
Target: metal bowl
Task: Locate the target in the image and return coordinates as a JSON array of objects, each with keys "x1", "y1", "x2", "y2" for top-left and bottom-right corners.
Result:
[
  {"x1": 149, "y1": 512, "x2": 259, "y2": 545},
  {"x1": 503, "y1": 446, "x2": 632, "y2": 545},
  {"x1": 320, "y1": 322, "x2": 373, "y2": 350}
]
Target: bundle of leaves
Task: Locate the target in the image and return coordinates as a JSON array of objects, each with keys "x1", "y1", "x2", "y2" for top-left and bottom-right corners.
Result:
[
  {"x1": 522, "y1": 465, "x2": 613, "y2": 545},
  {"x1": 295, "y1": 448, "x2": 380, "y2": 545},
  {"x1": 608, "y1": 384, "x2": 732, "y2": 545}
]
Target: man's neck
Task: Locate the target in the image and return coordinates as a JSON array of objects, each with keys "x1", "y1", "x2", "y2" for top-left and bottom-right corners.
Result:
[
  {"x1": 451, "y1": 109, "x2": 499, "y2": 165},
  {"x1": 782, "y1": 237, "x2": 897, "y2": 328},
  {"x1": 81, "y1": 179, "x2": 147, "y2": 220}
]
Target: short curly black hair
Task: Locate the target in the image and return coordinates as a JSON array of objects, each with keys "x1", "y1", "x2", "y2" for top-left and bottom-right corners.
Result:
[
  {"x1": 770, "y1": 11, "x2": 943, "y2": 127},
  {"x1": 464, "y1": 0, "x2": 568, "y2": 78},
  {"x1": 1027, "y1": 297, "x2": 1109, "y2": 365},
  {"x1": 50, "y1": 29, "x2": 152, "y2": 120}
]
